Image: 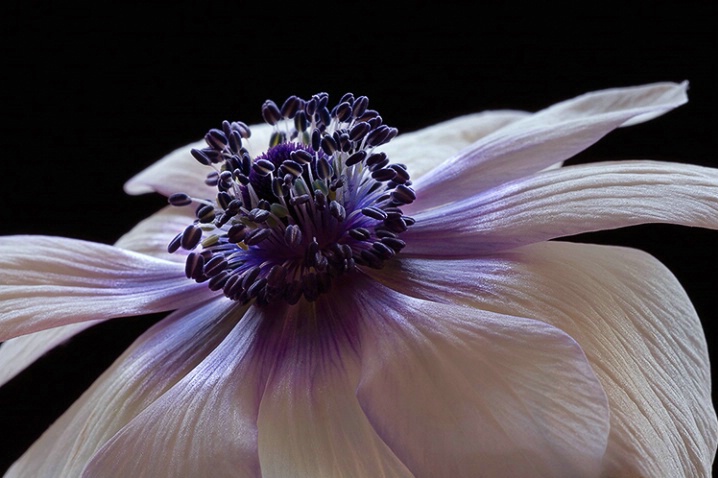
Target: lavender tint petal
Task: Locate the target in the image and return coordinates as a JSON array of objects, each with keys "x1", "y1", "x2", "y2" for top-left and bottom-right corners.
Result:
[
  {"x1": 255, "y1": 294, "x2": 413, "y2": 477},
  {"x1": 404, "y1": 161, "x2": 718, "y2": 256},
  {"x1": 0, "y1": 207, "x2": 198, "y2": 384},
  {"x1": 80, "y1": 302, "x2": 260, "y2": 478},
  {"x1": 349, "y1": 279, "x2": 609, "y2": 477},
  {"x1": 410, "y1": 82, "x2": 688, "y2": 212},
  {"x1": 6, "y1": 298, "x2": 240, "y2": 477},
  {"x1": 377, "y1": 110, "x2": 529, "y2": 180},
  {"x1": 0, "y1": 235, "x2": 216, "y2": 340},
  {"x1": 368, "y1": 242, "x2": 717, "y2": 476}
]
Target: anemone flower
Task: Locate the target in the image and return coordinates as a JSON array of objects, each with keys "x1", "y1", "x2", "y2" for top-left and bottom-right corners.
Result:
[{"x1": 1, "y1": 82, "x2": 716, "y2": 477}]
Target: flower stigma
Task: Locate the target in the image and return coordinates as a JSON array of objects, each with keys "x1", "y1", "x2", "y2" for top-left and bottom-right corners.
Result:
[{"x1": 168, "y1": 93, "x2": 416, "y2": 305}]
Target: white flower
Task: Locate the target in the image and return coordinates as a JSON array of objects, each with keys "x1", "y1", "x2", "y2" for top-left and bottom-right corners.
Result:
[{"x1": 1, "y1": 82, "x2": 716, "y2": 477}]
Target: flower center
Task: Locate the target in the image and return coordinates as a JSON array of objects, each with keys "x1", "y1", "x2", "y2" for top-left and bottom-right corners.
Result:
[{"x1": 168, "y1": 93, "x2": 416, "y2": 305}]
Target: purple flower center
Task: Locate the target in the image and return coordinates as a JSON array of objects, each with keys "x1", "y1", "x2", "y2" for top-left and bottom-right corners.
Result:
[{"x1": 168, "y1": 93, "x2": 416, "y2": 305}]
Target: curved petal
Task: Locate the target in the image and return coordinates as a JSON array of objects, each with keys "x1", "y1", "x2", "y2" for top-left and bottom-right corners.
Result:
[
  {"x1": 0, "y1": 210, "x2": 198, "y2": 385},
  {"x1": 124, "y1": 123, "x2": 273, "y2": 198},
  {"x1": 347, "y1": 279, "x2": 608, "y2": 477},
  {"x1": 369, "y1": 242, "x2": 717, "y2": 476},
  {"x1": 0, "y1": 321, "x2": 100, "y2": 387},
  {"x1": 256, "y1": 296, "x2": 414, "y2": 477},
  {"x1": 114, "y1": 205, "x2": 196, "y2": 263},
  {"x1": 377, "y1": 110, "x2": 529, "y2": 180},
  {"x1": 410, "y1": 82, "x2": 688, "y2": 212},
  {"x1": 405, "y1": 161, "x2": 718, "y2": 256},
  {"x1": 5, "y1": 297, "x2": 240, "y2": 478},
  {"x1": 79, "y1": 301, "x2": 257, "y2": 478},
  {"x1": 0, "y1": 236, "x2": 215, "y2": 340}
]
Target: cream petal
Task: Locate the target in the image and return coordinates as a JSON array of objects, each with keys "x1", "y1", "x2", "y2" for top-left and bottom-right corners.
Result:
[
  {"x1": 0, "y1": 208, "x2": 195, "y2": 386},
  {"x1": 410, "y1": 82, "x2": 688, "y2": 212},
  {"x1": 124, "y1": 138, "x2": 210, "y2": 197},
  {"x1": 123, "y1": 123, "x2": 273, "y2": 198},
  {"x1": 79, "y1": 302, "x2": 258, "y2": 478},
  {"x1": 114, "y1": 205, "x2": 196, "y2": 262},
  {"x1": 405, "y1": 160, "x2": 718, "y2": 256},
  {"x1": 256, "y1": 297, "x2": 414, "y2": 477},
  {"x1": 377, "y1": 110, "x2": 529, "y2": 180},
  {"x1": 369, "y1": 242, "x2": 717, "y2": 476},
  {"x1": 0, "y1": 236, "x2": 215, "y2": 340},
  {"x1": 5, "y1": 298, "x2": 240, "y2": 478},
  {"x1": 0, "y1": 321, "x2": 100, "y2": 387},
  {"x1": 348, "y1": 280, "x2": 608, "y2": 478}
]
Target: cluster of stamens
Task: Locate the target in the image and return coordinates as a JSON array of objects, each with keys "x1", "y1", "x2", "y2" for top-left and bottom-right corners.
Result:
[{"x1": 168, "y1": 92, "x2": 416, "y2": 305}]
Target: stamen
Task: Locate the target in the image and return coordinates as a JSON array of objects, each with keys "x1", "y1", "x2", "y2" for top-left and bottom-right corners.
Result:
[{"x1": 168, "y1": 93, "x2": 416, "y2": 305}]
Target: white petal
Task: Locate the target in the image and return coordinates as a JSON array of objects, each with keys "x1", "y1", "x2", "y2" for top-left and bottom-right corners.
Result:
[
  {"x1": 369, "y1": 242, "x2": 717, "y2": 476},
  {"x1": 410, "y1": 82, "x2": 688, "y2": 212},
  {"x1": 124, "y1": 138, "x2": 210, "y2": 197},
  {"x1": 350, "y1": 280, "x2": 608, "y2": 478},
  {"x1": 0, "y1": 236, "x2": 214, "y2": 340},
  {"x1": 377, "y1": 110, "x2": 529, "y2": 180},
  {"x1": 405, "y1": 160, "x2": 718, "y2": 256},
  {"x1": 124, "y1": 123, "x2": 273, "y2": 198},
  {"x1": 6, "y1": 298, "x2": 239, "y2": 478},
  {"x1": 0, "y1": 321, "x2": 100, "y2": 387},
  {"x1": 0, "y1": 208, "x2": 195, "y2": 386},
  {"x1": 79, "y1": 301, "x2": 257, "y2": 478},
  {"x1": 114, "y1": 205, "x2": 195, "y2": 263},
  {"x1": 256, "y1": 297, "x2": 414, "y2": 477}
]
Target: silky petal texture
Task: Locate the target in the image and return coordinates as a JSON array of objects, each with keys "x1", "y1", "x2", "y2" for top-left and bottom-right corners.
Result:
[
  {"x1": 0, "y1": 235, "x2": 214, "y2": 340},
  {"x1": 79, "y1": 302, "x2": 259, "y2": 478},
  {"x1": 0, "y1": 321, "x2": 100, "y2": 387},
  {"x1": 405, "y1": 161, "x2": 718, "y2": 256},
  {"x1": 376, "y1": 110, "x2": 529, "y2": 179},
  {"x1": 6, "y1": 297, "x2": 240, "y2": 478},
  {"x1": 114, "y1": 205, "x2": 196, "y2": 262},
  {"x1": 0, "y1": 209, "x2": 193, "y2": 386},
  {"x1": 342, "y1": 280, "x2": 609, "y2": 477},
  {"x1": 123, "y1": 123, "x2": 273, "y2": 198},
  {"x1": 368, "y1": 242, "x2": 717, "y2": 476},
  {"x1": 409, "y1": 81, "x2": 688, "y2": 212},
  {"x1": 256, "y1": 296, "x2": 413, "y2": 477}
]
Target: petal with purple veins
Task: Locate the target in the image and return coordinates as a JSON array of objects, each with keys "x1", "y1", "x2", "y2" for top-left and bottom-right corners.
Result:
[
  {"x1": 5, "y1": 297, "x2": 240, "y2": 478},
  {"x1": 0, "y1": 236, "x2": 216, "y2": 340},
  {"x1": 410, "y1": 82, "x2": 688, "y2": 212},
  {"x1": 405, "y1": 161, "x2": 718, "y2": 256}
]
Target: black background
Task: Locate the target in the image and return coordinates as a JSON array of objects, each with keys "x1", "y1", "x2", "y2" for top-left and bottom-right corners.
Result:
[{"x1": 0, "y1": 2, "x2": 715, "y2": 474}]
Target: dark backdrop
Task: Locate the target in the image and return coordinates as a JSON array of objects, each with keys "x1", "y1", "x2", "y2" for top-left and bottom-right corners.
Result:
[{"x1": 0, "y1": 2, "x2": 715, "y2": 473}]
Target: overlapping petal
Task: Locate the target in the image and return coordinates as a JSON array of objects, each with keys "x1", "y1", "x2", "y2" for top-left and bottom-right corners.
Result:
[
  {"x1": 0, "y1": 236, "x2": 214, "y2": 340},
  {"x1": 78, "y1": 301, "x2": 257, "y2": 478},
  {"x1": 377, "y1": 110, "x2": 529, "y2": 179},
  {"x1": 409, "y1": 82, "x2": 688, "y2": 212},
  {"x1": 405, "y1": 161, "x2": 718, "y2": 256},
  {"x1": 252, "y1": 295, "x2": 413, "y2": 478},
  {"x1": 2, "y1": 82, "x2": 714, "y2": 477},
  {"x1": 367, "y1": 242, "x2": 717, "y2": 476},
  {"x1": 344, "y1": 279, "x2": 610, "y2": 477},
  {"x1": 6, "y1": 298, "x2": 240, "y2": 478}
]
